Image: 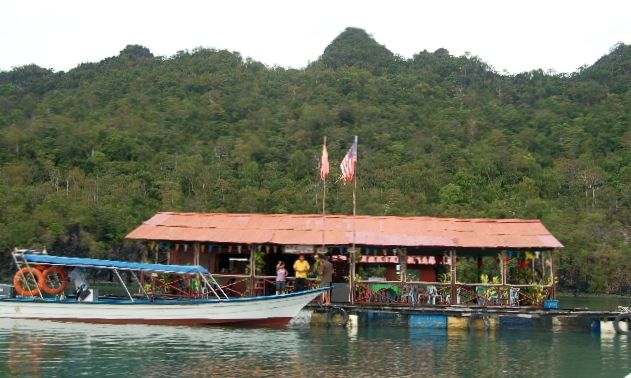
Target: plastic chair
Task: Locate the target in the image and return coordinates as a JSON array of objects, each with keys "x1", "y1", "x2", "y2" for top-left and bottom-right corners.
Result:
[
  {"x1": 426, "y1": 285, "x2": 442, "y2": 305},
  {"x1": 475, "y1": 286, "x2": 486, "y2": 305},
  {"x1": 400, "y1": 285, "x2": 417, "y2": 305},
  {"x1": 509, "y1": 287, "x2": 520, "y2": 306},
  {"x1": 445, "y1": 287, "x2": 461, "y2": 305}
]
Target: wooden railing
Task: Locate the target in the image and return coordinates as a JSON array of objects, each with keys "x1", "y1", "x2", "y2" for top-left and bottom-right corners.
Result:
[{"x1": 354, "y1": 281, "x2": 553, "y2": 307}]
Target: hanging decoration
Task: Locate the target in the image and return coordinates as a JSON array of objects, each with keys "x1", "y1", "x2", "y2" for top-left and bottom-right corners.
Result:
[
  {"x1": 237, "y1": 245, "x2": 242, "y2": 254},
  {"x1": 520, "y1": 259, "x2": 527, "y2": 269}
]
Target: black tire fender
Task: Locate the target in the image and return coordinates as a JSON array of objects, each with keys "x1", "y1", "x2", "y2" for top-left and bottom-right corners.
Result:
[{"x1": 327, "y1": 306, "x2": 349, "y2": 327}]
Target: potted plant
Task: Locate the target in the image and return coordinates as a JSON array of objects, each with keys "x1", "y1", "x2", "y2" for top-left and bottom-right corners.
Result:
[{"x1": 368, "y1": 266, "x2": 387, "y2": 281}]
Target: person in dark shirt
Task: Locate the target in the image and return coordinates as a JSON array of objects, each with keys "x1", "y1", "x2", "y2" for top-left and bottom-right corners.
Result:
[{"x1": 317, "y1": 255, "x2": 334, "y2": 305}]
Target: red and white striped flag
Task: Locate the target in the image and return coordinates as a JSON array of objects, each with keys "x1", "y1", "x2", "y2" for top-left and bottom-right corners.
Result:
[
  {"x1": 320, "y1": 142, "x2": 329, "y2": 181},
  {"x1": 340, "y1": 136, "x2": 357, "y2": 184}
]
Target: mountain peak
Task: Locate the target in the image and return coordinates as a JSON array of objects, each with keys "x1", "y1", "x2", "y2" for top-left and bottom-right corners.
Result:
[
  {"x1": 579, "y1": 42, "x2": 631, "y2": 93},
  {"x1": 319, "y1": 27, "x2": 394, "y2": 70},
  {"x1": 119, "y1": 45, "x2": 154, "y2": 59}
]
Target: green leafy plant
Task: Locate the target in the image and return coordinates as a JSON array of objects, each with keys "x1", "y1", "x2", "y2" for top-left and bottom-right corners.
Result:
[
  {"x1": 524, "y1": 282, "x2": 546, "y2": 305},
  {"x1": 371, "y1": 266, "x2": 386, "y2": 278},
  {"x1": 438, "y1": 272, "x2": 450, "y2": 283}
]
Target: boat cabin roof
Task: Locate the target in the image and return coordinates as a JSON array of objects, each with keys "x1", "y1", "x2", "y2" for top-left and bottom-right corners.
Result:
[{"x1": 19, "y1": 253, "x2": 209, "y2": 275}]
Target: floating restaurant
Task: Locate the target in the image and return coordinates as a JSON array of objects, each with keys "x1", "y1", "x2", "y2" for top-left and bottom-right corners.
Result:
[{"x1": 126, "y1": 212, "x2": 563, "y2": 308}]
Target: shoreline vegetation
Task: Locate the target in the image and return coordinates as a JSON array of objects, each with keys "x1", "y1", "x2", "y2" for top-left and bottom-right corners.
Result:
[{"x1": 1, "y1": 28, "x2": 630, "y2": 296}]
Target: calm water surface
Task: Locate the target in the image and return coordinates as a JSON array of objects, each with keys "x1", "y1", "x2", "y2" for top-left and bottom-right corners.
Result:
[{"x1": 0, "y1": 296, "x2": 630, "y2": 377}]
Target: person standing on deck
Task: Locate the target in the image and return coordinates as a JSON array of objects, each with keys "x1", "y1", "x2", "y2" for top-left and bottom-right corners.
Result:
[
  {"x1": 317, "y1": 255, "x2": 333, "y2": 305},
  {"x1": 293, "y1": 255, "x2": 310, "y2": 292},
  {"x1": 275, "y1": 261, "x2": 288, "y2": 295}
]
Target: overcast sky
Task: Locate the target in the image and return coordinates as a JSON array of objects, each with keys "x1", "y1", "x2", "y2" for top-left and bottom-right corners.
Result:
[{"x1": 1, "y1": 0, "x2": 630, "y2": 74}]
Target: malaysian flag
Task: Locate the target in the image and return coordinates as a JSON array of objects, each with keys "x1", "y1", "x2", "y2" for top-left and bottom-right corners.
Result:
[
  {"x1": 320, "y1": 141, "x2": 329, "y2": 181},
  {"x1": 340, "y1": 136, "x2": 357, "y2": 184}
]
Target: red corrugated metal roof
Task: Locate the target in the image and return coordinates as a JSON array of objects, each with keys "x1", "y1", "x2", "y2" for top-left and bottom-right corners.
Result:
[{"x1": 125, "y1": 212, "x2": 563, "y2": 249}]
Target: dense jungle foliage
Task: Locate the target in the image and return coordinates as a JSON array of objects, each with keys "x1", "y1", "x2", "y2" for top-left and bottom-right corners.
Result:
[{"x1": 1, "y1": 28, "x2": 630, "y2": 293}]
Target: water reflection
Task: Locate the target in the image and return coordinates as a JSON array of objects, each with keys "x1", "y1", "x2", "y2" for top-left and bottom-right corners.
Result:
[{"x1": 0, "y1": 319, "x2": 629, "y2": 377}]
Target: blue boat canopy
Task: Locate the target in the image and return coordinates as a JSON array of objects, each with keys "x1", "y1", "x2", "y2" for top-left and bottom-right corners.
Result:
[{"x1": 20, "y1": 254, "x2": 209, "y2": 275}]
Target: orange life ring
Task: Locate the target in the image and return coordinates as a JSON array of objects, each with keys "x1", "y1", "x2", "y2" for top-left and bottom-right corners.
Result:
[
  {"x1": 13, "y1": 267, "x2": 44, "y2": 297},
  {"x1": 34, "y1": 264, "x2": 50, "y2": 272},
  {"x1": 40, "y1": 267, "x2": 69, "y2": 295}
]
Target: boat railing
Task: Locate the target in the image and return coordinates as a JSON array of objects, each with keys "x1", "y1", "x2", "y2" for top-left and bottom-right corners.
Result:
[
  {"x1": 211, "y1": 274, "x2": 318, "y2": 297},
  {"x1": 213, "y1": 274, "x2": 250, "y2": 297},
  {"x1": 9, "y1": 251, "x2": 234, "y2": 301}
]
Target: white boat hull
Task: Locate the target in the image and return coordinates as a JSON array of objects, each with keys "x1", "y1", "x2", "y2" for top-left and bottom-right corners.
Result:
[{"x1": 0, "y1": 289, "x2": 325, "y2": 326}]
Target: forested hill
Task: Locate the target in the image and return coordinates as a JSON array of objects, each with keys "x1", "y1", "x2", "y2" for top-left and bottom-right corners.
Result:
[{"x1": 1, "y1": 27, "x2": 630, "y2": 293}]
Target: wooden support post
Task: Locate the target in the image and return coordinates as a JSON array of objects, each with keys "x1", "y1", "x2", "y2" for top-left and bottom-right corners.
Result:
[
  {"x1": 400, "y1": 248, "x2": 407, "y2": 283},
  {"x1": 349, "y1": 247, "x2": 356, "y2": 304},
  {"x1": 500, "y1": 250, "x2": 507, "y2": 305},
  {"x1": 500, "y1": 250, "x2": 507, "y2": 285},
  {"x1": 450, "y1": 249, "x2": 457, "y2": 303},
  {"x1": 142, "y1": 242, "x2": 149, "y2": 263},
  {"x1": 249, "y1": 246, "x2": 255, "y2": 297},
  {"x1": 550, "y1": 249, "x2": 556, "y2": 299},
  {"x1": 193, "y1": 242, "x2": 200, "y2": 266}
]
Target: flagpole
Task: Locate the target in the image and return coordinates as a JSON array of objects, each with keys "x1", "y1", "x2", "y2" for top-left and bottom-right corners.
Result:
[
  {"x1": 322, "y1": 136, "x2": 326, "y2": 249},
  {"x1": 351, "y1": 135, "x2": 357, "y2": 304}
]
